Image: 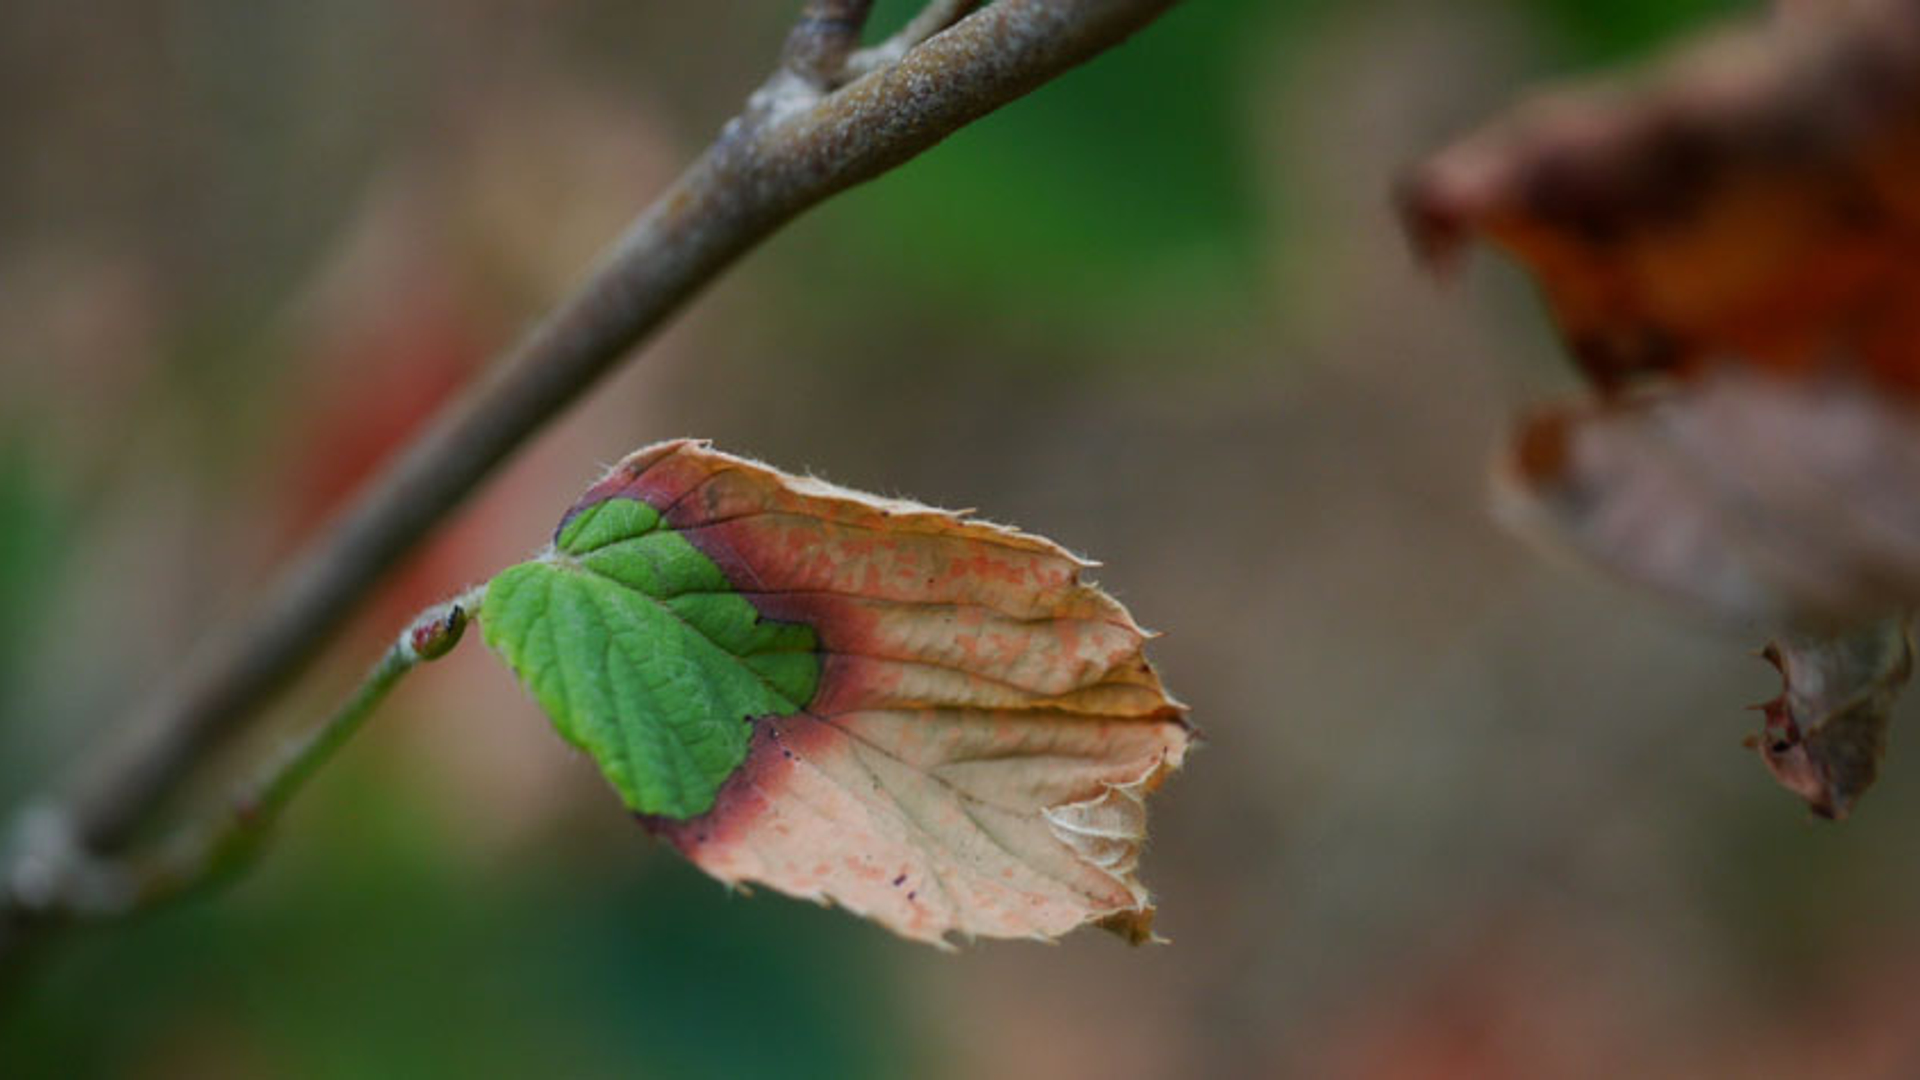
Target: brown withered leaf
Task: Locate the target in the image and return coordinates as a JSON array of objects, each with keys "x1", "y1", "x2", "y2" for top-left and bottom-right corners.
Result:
[
  {"x1": 1402, "y1": 0, "x2": 1920, "y2": 395},
  {"x1": 1404, "y1": 0, "x2": 1920, "y2": 815},
  {"x1": 1748, "y1": 617, "x2": 1913, "y2": 819},
  {"x1": 1497, "y1": 370, "x2": 1920, "y2": 626},
  {"x1": 1497, "y1": 372, "x2": 1920, "y2": 813}
]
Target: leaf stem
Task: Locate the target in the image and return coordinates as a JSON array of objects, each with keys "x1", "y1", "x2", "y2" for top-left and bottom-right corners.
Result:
[
  {"x1": 146, "y1": 596, "x2": 476, "y2": 908},
  {"x1": 1, "y1": 597, "x2": 473, "y2": 942}
]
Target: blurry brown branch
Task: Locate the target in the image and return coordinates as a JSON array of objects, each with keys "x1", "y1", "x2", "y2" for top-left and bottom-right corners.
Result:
[{"x1": 0, "y1": 0, "x2": 1179, "y2": 978}]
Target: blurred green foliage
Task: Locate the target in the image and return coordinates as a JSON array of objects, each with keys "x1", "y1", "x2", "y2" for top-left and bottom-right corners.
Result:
[
  {"x1": 1525, "y1": 0, "x2": 1752, "y2": 65},
  {"x1": 0, "y1": 443, "x2": 65, "y2": 795},
  {"x1": 3, "y1": 761, "x2": 918, "y2": 1080},
  {"x1": 796, "y1": 0, "x2": 1752, "y2": 364},
  {"x1": 828, "y1": 0, "x2": 1274, "y2": 345}
]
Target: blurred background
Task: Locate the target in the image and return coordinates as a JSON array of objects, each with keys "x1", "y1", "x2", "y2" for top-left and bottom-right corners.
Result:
[{"x1": 7, "y1": 0, "x2": 1920, "y2": 1076}]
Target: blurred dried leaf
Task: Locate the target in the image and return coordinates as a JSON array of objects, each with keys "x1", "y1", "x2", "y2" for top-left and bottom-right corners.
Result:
[
  {"x1": 1497, "y1": 371, "x2": 1920, "y2": 626},
  {"x1": 1402, "y1": 0, "x2": 1920, "y2": 394},
  {"x1": 1404, "y1": 0, "x2": 1920, "y2": 813},
  {"x1": 1748, "y1": 616, "x2": 1913, "y2": 819}
]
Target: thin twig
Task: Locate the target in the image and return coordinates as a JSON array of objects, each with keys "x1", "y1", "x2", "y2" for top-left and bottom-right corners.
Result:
[
  {"x1": 782, "y1": 0, "x2": 878, "y2": 89},
  {"x1": 849, "y1": 0, "x2": 983, "y2": 77},
  {"x1": 0, "y1": 0, "x2": 1181, "y2": 976},
  {"x1": 133, "y1": 597, "x2": 474, "y2": 911},
  {"x1": 0, "y1": 599, "x2": 469, "y2": 998}
]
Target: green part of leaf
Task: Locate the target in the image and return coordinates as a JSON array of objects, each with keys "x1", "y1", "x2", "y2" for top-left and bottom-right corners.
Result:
[{"x1": 482, "y1": 497, "x2": 820, "y2": 819}]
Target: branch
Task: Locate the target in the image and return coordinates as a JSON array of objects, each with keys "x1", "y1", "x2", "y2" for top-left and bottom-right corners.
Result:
[
  {"x1": 782, "y1": 0, "x2": 878, "y2": 89},
  {"x1": 0, "y1": 0, "x2": 1180, "y2": 975},
  {"x1": 849, "y1": 0, "x2": 983, "y2": 77}
]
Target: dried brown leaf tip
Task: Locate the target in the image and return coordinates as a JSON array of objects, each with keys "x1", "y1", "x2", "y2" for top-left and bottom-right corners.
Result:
[
  {"x1": 1748, "y1": 619, "x2": 1913, "y2": 819},
  {"x1": 1406, "y1": 0, "x2": 1920, "y2": 815}
]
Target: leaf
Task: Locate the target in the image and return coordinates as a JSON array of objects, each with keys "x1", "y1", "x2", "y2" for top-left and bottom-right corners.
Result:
[
  {"x1": 481, "y1": 497, "x2": 820, "y2": 820},
  {"x1": 1747, "y1": 616, "x2": 1913, "y2": 819},
  {"x1": 1402, "y1": 0, "x2": 1920, "y2": 814},
  {"x1": 480, "y1": 440, "x2": 1192, "y2": 945},
  {"x1": 1496, "y1": 371, "x2": 1920, "y2": 812},
  {"x1": 1497, "y1": 369, "x2": 1920, "y2": 626},
  {"x1": 1400, "y1": 0, "x2": 1920, "y2": 394}
]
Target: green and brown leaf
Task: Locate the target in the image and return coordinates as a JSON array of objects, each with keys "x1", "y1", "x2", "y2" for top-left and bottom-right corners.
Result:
[{"x1": 480, "y1": 440, "x2": 1192, "y2": 945}]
